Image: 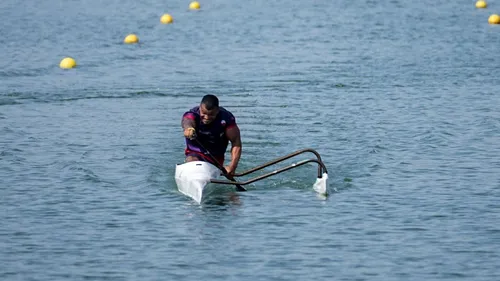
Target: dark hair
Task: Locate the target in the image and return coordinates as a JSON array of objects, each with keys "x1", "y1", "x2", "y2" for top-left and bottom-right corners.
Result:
[{"x1": 201, "y1": 94, "x2": 219, "y2": 110}]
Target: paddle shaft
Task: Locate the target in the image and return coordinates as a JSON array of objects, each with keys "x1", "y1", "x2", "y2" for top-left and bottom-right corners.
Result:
[{"x1": 194, "y1": 139, "x2": 246, "y2": 192}]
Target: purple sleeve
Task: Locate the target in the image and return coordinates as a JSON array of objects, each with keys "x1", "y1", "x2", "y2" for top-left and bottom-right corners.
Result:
[
  {"x1": 182, "y1": 112, "x2": 196, "y2": 129},
  {"x1": 225, "y1": 112, "x2": 236, "y2": 129}
]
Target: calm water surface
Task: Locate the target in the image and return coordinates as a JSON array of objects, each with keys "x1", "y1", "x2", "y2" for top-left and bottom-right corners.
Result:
[{"x1": 1, "y1": 0, "x2": 500, "y2": 280}]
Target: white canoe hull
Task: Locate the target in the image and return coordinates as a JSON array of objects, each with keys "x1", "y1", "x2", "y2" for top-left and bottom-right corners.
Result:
[{"x1": 175, "y1": 161, "x2": 221, "y2": 203}]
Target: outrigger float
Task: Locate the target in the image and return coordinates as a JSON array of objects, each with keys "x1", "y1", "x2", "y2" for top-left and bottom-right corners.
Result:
[{"x1": 175, "y1": 148, "x2": 328, "y2": 203}]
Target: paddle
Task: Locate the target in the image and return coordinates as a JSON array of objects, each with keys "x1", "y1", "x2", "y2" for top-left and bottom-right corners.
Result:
[{"x1": 194, "y1": 139, "x2": 246, "y2": 192}]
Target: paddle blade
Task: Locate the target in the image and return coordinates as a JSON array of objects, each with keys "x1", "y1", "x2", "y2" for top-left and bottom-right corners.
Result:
[{"x1": 313, "y1": 173, "x2": 328, "y2": 195}]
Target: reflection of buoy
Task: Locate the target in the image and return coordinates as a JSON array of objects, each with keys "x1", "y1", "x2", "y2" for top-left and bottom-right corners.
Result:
[
  {"x1": 124, "y1": 34, "x2": 139, "y2": 44},
  {"x1": 488, "y1": 14, "x2": 500, "y2": 24},
  {"x1": 189, "y1": 1, "x2": 200, "y2": 10},
  {"x1": 476, "y1": 1, "x2": 487, "y2": 9},
  {"x1": 60, "y1": 57, "x2": 77, "y2": 69},
  {"x1": 160, "y1": 14, "x2": 173, "y2": 24}
]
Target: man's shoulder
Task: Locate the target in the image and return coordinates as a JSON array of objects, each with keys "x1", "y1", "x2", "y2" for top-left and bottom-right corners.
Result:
[
  {"x1": 184, "y1": 106, "x2": 200, "y2": 116},
  {"x1": 219, "y1": 107, "x2": 236, "y2": 125},
  {"x1": 219, "y1": 107, "x2": 234, "y2": 115}
]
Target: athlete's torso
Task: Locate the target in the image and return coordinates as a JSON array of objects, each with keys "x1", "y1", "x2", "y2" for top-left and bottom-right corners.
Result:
[{"x1": 183, "y1": 106, "x2": 236, "y2": 156}]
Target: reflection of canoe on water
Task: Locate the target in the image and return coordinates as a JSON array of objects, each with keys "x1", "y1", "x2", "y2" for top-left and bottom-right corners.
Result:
[{"x1": 174, "y1": 148, "x2": 329, "y2": 204}]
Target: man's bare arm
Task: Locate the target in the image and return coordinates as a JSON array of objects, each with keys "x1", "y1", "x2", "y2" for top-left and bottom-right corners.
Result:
[{"x1": 225, "y1": 125, "x2": 242, "y2": 175}]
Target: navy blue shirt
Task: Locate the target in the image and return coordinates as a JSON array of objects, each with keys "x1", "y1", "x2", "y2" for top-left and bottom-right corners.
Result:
[{"x1": 183, "y1": 106, "x2": 237, "y2": 158}]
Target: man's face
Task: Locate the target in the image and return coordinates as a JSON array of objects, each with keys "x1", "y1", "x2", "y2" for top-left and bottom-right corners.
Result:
[{"x1": 200, "y1": 104, "x2": 219, "y2": 124}]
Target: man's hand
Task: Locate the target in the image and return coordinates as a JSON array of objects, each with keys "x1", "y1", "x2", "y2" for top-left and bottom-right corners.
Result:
[
  {"x1": 183, "y1": 127, "x2": 196, "y2": 140},
  {"x1": 225, "y1": 165, "x2": 236, "y2": 177}
]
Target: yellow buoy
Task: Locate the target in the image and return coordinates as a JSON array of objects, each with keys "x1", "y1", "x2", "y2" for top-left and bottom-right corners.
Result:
[
  {"x1": 124, "y1": 34, "x2": 139, "y2": 44},
  {"x1": 160, "y1": 14, "x2": 173, "y2": 24},
  {"x1": 488, "y1": 14, "x2": 500, "y2": 24},
  {"x1": 189, "y1": 1, "x2": 200, "y2": 10},
  {"x1": 59, "y1": 57, "x2": 77, "y2": 69},
  {"x1": 476, "y1": 0, "x2": 487, "y2": 9}
]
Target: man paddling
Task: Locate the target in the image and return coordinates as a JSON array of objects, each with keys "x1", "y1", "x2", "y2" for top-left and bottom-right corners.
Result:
[{"x1": 181, "y1": 94, "x2": 242, "y2": 176}]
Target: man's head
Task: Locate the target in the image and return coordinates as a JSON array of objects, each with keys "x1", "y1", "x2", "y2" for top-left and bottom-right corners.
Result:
[{"x1": 200, "y1": 95, "x2": 220, "y2": 124}]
